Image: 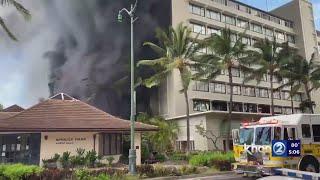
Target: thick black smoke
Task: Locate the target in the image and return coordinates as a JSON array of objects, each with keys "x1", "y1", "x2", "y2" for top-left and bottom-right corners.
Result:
[{"x1": 44, "y1": 0, "x2": 171, "y2": 118}]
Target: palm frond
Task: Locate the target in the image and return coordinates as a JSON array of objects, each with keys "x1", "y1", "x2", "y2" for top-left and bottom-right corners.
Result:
[
  {"x1": 1, "y1": 0, "x2": 30, "y2": 20},
  {"x1": 0, "y1": 16, "x2": 17, "y2": 41}
]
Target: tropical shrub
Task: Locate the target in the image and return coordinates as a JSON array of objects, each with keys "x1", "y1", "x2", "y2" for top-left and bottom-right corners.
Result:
[
  {"x1": 42, "y1": 153, "x2": 60, "y2": 168},
  {"x1": 94, "y1": 173, "x2": 111, "y2": 180},
  {"x1": 85, "y1": 150, "x2": 97, "y2": 168},
  {"x1": 60, "y1": 151, "x2": 71, "y2": 169},
  {"x1": 136, "y1": 164, "x2": 154, "y2": 177},
  {"x1": 41, "y1": 169, "x2": 70, "y2": 180},
  {"x1": 153, "y1": 164, "x2": 173, "y2": 177},
  {"x1": 155, "y1": 154, "x2": 166, "y2": 162},
  {"x1": 75, "y1": 169, "x2": 91, "y2": 180},
  {"x1": 0, "y1": 164, "x2": 43, "y2": 180},
  {"x1": 106, "y1": 156, "x2": 115, "y2": 167},
  {"x1": 169, "y1": 152, "x2": 188, "y2": 161},
  {"x1": 189, "y1": 151, "x2": 235, "y2": 169},
  {"x1": 179, "y1": 165, "x2": 198, "y2": 175}
]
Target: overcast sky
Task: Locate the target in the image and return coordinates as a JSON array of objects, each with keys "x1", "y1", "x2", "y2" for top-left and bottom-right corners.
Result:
[{"x1": 0, "y1": 0, "x2": 319, "y2": 109}]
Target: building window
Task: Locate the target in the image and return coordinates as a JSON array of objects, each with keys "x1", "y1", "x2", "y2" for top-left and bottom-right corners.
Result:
[
  {"x1": 273, "y1": 90, "x2": 281, "y2": 99},
  {"x1": 191, "y1": 23, "x2": 206, "y2": 35},
  {"x1": 228, "y1": 68, "x2": 240, "y2": 77},
  {"x1": 230, "y1": 33, "x2": 237, "y2": 42},
  {"x1": 265, "y1": 27, "x2": 273, "y2": 37},
  {"x1": 276, "y1": 31, "x2": 285, "y2": 40},
  {"x1": 207, "y1": 27, "x2": 221, "y2": 36},
  {"x1": 312, "y1": 125, "x2": 320, "y2": 142},
  {"x1": 241, "y1": 37, "x2": 251, "y2": 45},
  {"x1": 230, "y1": 102, "x2": 243, "y2": 112},
  {"x1": 282, "y1": 91, "x2": 291, "y2": 100},
  {"x1": 238, "y1": 5, "x2": 250, "y2": 13},
  {"x1": 189, "y1": 3, "x2": 205, "y2": 17},
  {"x1": 227, "y1": 85, "x2": 241, "y2": 95},
  {"x1": 244, "y1": 103, "x2": 257, "y2": 113},
  {"x1": 251, "y1": 38, "x2": 258, "y2": 46},
  {"x1": 261, "y1": 13, "x2": 270, "y2": 21},
  {"x1": 210, "y1": 82, "x2": 226, "y2": 94},
  {"x1": 283, "y1": 107, "x2": 292, "y2": 115},
  {"x1": 287, "y1": 34, "x2": 295, "y2": 44},
  {"x1": 227, "y1": 0, "x2": 238, "y2": 9},
  {"x1": 193, "y1": 100, "x2": 210, "y2": 112},
  {"x1": 295, "y1": 108, "x2": 302, "y2": 114},
  {"x1": 237, "y1": 19, "x2": 249, "y2": 29},
  {"x1": 258, "y1": 104, "x2": 270, "y2": 114},
  {"x1": 257, "y1": 88, "x2": 269, "y2": 98},
  {"x1": 221, "y1": 14, "x2": 236, "y2": 25},
  {"x1": 206, "y1": 9, "x2": 220, "y2": 21},
  {"x1": 293, "y1": 93, "x2": 302, "y2": 102},
  {"x1": 102, "y1": 133, "x2": 122, "y2": 155},
  {"x1": 274, "y1": 106, "x2": 282, "y2": 114},
  {"x1": 302, "y1": 124, "x2": 311, "y2": 138},
  {"x1": 193, "y1": 81, "x2": 209, "y2": 92},
  {"x1": 175, "y1": 141, "x2": 195, "y2": 152},
  {"x1": 251, "y1": 23, "x2": 263, "y2": 34},
  {"x1": 242, "y1": 86, "x2": 255, "y2": 97},
  {"x1": 212, "y1": 101, "x2": 228, "y2": 111}
]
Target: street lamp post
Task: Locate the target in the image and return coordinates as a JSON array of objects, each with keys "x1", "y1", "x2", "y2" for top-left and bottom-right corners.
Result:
[{"x1": 118, "y1": 0, "x2": 138, "y2": 174}]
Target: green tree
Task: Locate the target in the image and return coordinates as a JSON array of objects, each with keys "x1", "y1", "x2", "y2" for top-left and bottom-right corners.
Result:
[
  {"x1": 199, "y1": 28, "x2": 248, "y2": 150},
  {"x1": 0, "y1": 0, "x2": 31, "y2": 40},
  {"x1": 137, "y1": 113, "x2": 179, "y2": 154},
  {"x1": 138, "y1": 23, "x2": 200, "y2": 152},
  {"x1": 280, "y1": 53, "x2": 320, "y2": 113},
  {"x1": 246, "y1": 37, "x2": 291, "y2": 115},
  {"x1": 0, "y1": 104, "x2": 3, "y2": 111},
  {"x1": 277, "y1": 48, "x2": 301, "y2": 113}
]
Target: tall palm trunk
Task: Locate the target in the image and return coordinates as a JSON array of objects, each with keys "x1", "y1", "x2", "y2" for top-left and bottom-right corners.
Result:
[
  {"x1": 226, "y1": 66, "x2": 233, "y2": 151},
  {"x1": 183, "y1": 90, "x2": 191, "y2": 152},
  {"x1": 270, "y1": 74, "x2": 275, "y2": 115},
  {"x1": 290, "y1": 85, "x2": 294, "y2": 114},
  {"x1": 304, "y1": 83, "x2": 314, "y2": 114}
]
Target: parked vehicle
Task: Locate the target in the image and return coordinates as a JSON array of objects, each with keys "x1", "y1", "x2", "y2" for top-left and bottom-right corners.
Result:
[{"x1": 232, "y1": 114, "x2": 320, "y2": 176}]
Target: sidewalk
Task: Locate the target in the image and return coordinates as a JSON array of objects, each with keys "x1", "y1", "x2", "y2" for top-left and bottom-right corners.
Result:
[{"x1": 146, "y1": 171, "x2": 233, "y2": 180}]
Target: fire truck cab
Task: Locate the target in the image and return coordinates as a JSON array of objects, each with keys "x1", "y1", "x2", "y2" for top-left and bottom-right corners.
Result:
[{"x1": 232, "y1": 114, "x2": 320, "y2": 175}]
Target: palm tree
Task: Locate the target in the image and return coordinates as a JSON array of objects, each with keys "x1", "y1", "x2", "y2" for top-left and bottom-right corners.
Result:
[
  {"x1": 245, "y1": 37, "x2": 291, "y2": 115},
  {"x1": 137, "y1": 113, "x2": 179, "y2": 154},
  {"x1": 278, "y1": 50, "x2": 301, "y2": 114},
  {"x1": 280, "y1": 53, "x2": 320, "y2": 113},
  {"x1": 0, "y1": 0, "x2": 31, "y2": 40},
  {"x1": 138, "y1": 23, "x2": 200, "y2": 152},
  {"x1": 200, "y1": 28, "x2": 248, "y2": 151}
]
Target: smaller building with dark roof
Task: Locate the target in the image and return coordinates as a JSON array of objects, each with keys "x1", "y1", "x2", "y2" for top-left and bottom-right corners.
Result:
[{"x1": 0, "y1": 93, "x2": 157, "y2": 166}]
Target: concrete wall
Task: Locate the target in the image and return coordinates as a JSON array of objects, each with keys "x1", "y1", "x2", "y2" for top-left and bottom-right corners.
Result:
[
  {"x1": 272, "y1": 0, "x2": 318, "y2": 60},
  {"x1": 134, "y1": 133, "x2": 141, "y2": 165},
  {"x1": 174, "y1": 115, "x2": 208, "y2": 151},
  {"x1": 40, "y1": 132, "x2": 97, "y2": 165},
  {"x1": 39, "y1": 132, "x2": 142, "y2": 166}
]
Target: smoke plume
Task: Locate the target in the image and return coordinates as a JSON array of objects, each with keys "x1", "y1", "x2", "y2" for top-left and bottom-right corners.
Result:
[{"x1": 0, "y1": 0, "x2": 170, "y2": 117}]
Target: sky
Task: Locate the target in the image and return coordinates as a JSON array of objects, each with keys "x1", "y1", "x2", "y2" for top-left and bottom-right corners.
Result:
[{"x1": 0, "y1": 0, "x2": 319, "y2": 109}]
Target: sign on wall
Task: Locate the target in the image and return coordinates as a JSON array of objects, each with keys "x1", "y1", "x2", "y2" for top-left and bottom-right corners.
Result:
[{"x1": 55, "y1": 137, "x2": 87, "y2": 145}]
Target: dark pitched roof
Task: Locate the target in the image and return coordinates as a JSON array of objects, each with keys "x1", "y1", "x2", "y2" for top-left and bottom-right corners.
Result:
[
  {"x1": 0, "y1": 94, "x2": 157, "y2": 132},
  {"x1": 2, "y1": 105, "x2": 24, "y2": 112},
  {"x1": 0, "y1": 112, "x2": 19, "y2": 120}
]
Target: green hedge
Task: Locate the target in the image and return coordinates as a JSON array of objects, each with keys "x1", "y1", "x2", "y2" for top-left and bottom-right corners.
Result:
[
  {"x1": 0, "y1": 164, "x2": 43, "y2": 180},
  {"x1": 189, "y1": 151, "x2": 235, "y2": 168}
]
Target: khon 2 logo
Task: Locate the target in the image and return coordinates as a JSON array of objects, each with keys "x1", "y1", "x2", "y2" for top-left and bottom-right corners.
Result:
[
  {"x1": 272, "y1": 141, "x2": 287, "y2": 156},
  {"x1": 272, "y1": 140, "x2": 301, "y2": 157}
]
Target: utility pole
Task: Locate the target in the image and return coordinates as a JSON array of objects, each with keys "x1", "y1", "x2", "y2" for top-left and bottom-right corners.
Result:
[{"x1": 118, "y1": 0, "x2": 138, "y2": 174}]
